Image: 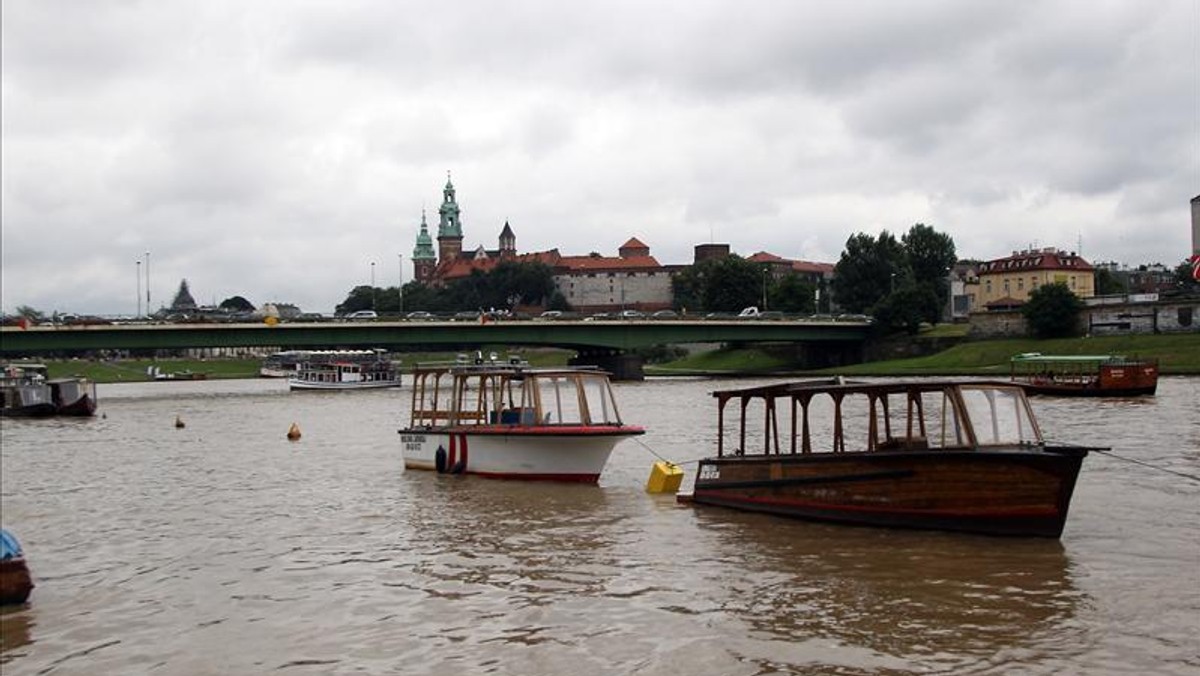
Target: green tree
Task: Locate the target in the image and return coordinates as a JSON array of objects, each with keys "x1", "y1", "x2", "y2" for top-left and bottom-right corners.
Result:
[
  {"x1": 831, "y1": 231, "x2": 905, "y2": 314},
  {"x1": 219, "y1": 296, "x2": 255, "y2": 312},
  {"x1": 1022, "y1": 282, "x2": 1085, "y2": 338},
  {"x1": 902, "y1": 223, "x2": 956, "y2": 322},
  {"x1": 771, "y1": 273, "x2": 817, "y2": 313},
  {"x1": 1094, "y1": 268, "x2": 1127, "y2": 296},
  {"x1": 703, "y1": 255, "x2": 763, "y2": 312},
  {"x1": 335, "y1": 285, "x2": 375, "y2": 315},
  {"x1": 15, "y1": 305, "x2": 45, "y2": 321},
  {"x1": 873, "y1": 282, "x2": 939, "y2": 334}
]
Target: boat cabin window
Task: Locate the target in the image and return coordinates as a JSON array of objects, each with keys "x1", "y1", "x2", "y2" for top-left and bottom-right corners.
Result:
[
  {"x1": 518, "y1": 372, "x2": 622, "y2": 426},
  {"x1": 957, "y1": 386, "x2": 1040, "y2": 446}
]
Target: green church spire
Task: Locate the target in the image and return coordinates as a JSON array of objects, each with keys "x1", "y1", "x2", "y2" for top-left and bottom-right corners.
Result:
[
  {"x1": 412, "y1": 210, "x2": 436, "y2": 261},
  {"x1": 438, "y1": 171, "x2": 463, "y2": 238}
]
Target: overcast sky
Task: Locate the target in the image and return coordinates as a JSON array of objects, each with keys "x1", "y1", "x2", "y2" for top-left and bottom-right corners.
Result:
[{"x1": 2, "y1": 0, "x2": 1196, "y2": 315}]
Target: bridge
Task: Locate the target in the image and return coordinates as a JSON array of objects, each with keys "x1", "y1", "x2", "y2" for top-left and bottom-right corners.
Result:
[{"x1": 0, "y1": 319, "x2": 872, "y2": 379}]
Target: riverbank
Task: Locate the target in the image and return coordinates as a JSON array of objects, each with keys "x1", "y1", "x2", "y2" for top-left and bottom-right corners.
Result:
[
  {"x1": 646, "y1": 333, "x2": 1200, "y2": 377},
  {"x1": 37, "y1": 348, "x2": 575, "y2": 383}
]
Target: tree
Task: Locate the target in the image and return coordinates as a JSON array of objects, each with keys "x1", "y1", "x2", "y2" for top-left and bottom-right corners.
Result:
[
  {"x1": 15, "y1": 305, "x2": 45, "y2": 321},
  {"x1": 1094, "y1": 268, "x2": 1127, "y2": 296},
  {"x1": 873, "y1": 282, "x2": 939, "y2": 334},
  {"x1": 771, "y1": 273, "x2": 817, "y2": 313},
  {"x1": 1022, "y1": 283, "x2": 1085, "y2": 338},
  {"x1": 902, "y1": 223, "x2": 956, "y2": 321},
  {"x1": 831, "y1": 231, "x2": 905, "y2": 314},
  {"x1": 702, "y1": 255, "x2": 763, "y2": 312},
  {"x1": 219, "y1": 296, "x2": 255, "y2": 312}
]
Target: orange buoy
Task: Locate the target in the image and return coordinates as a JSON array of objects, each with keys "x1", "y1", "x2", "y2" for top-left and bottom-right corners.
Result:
[
  {"x1": 175, "y1": 415, "x2": 185, "y2": 429},
  {"x1": 287, "y1": 422, "x2": 301, "y2": 441}
]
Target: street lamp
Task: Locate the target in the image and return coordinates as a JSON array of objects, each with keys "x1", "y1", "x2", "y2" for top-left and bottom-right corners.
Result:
[
  {"x1": 761, "y1": 267, "x2": 769, "y2": 310},
  {"x1": 398, "y1": 253, "x2": 404, "y2": 315},
  {"x1": 136, "y1": 260, "x2": 142, "y2": 318},
  {"x1": 145, "y1": 251, "x2": 151, "y2": 314},
  {"x1": 370, "y1": 262, "x2": 377, "y2": 311}
]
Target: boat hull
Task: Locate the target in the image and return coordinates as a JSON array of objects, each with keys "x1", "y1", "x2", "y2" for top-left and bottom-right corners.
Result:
[
  {"x1": 288, "y1": 379, "x2": 400, "y2": 391},
  {"x1": 401, "y1": 426, "x2": 643, "y2": 482},
  {"x1": 691, "y1": 447, "x2": 1088, "y2": 537},
  {"x1": 49, "y1": 379, "x2": 98, "y2": 416},
  {"x1": 1019, "y1": 383, "x2": 1157, "y2": 397},
  {"x1": 0, "y1": 558, "x2": 34, "y2": 605}
]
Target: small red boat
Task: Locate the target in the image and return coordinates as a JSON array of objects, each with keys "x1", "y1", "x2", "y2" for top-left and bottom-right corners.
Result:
[
  {"x1": 684, "y1": 379, "x2": 1095, "y2": 538},
  {"x1": 1010, "y1": 353, "x2": 1158, "y2": 397}
]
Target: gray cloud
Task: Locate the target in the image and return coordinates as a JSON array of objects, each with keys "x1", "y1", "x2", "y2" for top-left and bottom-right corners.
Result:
[{"x1": 2, "y1": 0, "x2": 1195, "y2": 315}]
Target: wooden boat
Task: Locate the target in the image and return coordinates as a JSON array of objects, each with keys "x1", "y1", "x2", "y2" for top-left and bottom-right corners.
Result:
[
  {"x1": 400, "y1": 357, "x2": 644, "y2": 482},
  {"x1": 1010, "y1": 353, "x2": 1158, "y2": 397},
  {"x1": 685, "y1": 379, "x2": 1094, "y2": 537},
  {"x1": 0, "y1": 529, "x2": 34, "y2": 605},
  {"x1": 1, "y1": 364, "x2": 96, "y2": 417},
  {"x1": 288, "y1": 357, "x2": 400, "y2": 391}
]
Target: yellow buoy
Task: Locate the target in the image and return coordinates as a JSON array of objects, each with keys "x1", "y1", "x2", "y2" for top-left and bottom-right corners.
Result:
[
  {"x1": 174, "y1": 415, "x2": 185, "y2": 429},
  {"x1": 287, "y1": 422, "x2": 301, "y2": 441},
  {"x1": 646, "y1": 461, "x2": 684, "y2": 494}
]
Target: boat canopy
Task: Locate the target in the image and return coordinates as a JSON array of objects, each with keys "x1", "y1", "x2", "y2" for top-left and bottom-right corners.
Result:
[
  {"x1": 710, "y1": 379, "x2": 1042, "y2": 458},
  {"x1": 409, "y1": 363, "x2": 626, "y2": 429}
]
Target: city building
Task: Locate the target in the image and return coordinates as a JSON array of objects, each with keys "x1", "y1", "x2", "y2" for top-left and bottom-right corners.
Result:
[
  {"x1": 976, "y1": 248, "x2": 1095, "y2": 311},
  {"x1": 408, "y1": 176, "x2": 674, "y2": 312}
]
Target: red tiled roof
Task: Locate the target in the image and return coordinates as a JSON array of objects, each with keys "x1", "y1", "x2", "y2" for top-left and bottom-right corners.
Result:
[
  {"x1": 791, "y1": 260, "x2": 835, "y2": 275},
  {"x1": 747, "y1": 251, "x2": 787, "y2": 263},
  {"x1": 620, "y1": 237, "x2": 648, "y2": 250},
  {"x1": 979, "y1": 249, "x2": 1094, "y2": 275},
  {"x1": 558, "y1": 254, "x2": 661, "y2": 271}
]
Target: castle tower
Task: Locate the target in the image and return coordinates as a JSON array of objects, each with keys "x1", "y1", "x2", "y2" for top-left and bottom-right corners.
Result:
[
  {"x1": 499, "y1": 220, "x2": 516, "y2": 259},
  {"x1": 437, "y1": 172, "x2": 464, "y2": 264},
  {"x1": 412, "y1": 210, "x2": 437, "y2": 283}
]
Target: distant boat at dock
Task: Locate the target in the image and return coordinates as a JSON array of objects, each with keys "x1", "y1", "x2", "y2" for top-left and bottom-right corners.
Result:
[
  {"x1": 288, "y1": 357, "x2": 401, "y2": 391},
  {"x1": 1009, "y1": 353, "x2": 1158, "y2": 397},
  {"x1": 1, "y1": 363, "x2": 97, "y2": 417}
]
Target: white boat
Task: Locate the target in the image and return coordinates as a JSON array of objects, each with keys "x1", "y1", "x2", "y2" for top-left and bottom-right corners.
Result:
[
  {"x1": 262, "y1": 349, "x2": 390, "y2": 378},
  {"x1": 288, "y1": 358, "x2": 401, "y2": 391},
  {"x1": 400, "y1": 357, "x2": 644, "y2": 482}
]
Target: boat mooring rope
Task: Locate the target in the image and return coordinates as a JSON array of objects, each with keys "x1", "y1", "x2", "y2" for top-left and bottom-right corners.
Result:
[
  {"x1": 1089, "y1": 448, "x2": 1200, "y2": 483},
  {"x1": 632, "y1": 437, "x2": 699, "y2": 467}
]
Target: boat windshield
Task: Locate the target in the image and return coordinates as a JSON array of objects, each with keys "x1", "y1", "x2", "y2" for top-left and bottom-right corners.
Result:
[
  {"x1": 527, "y1": 372, "x2": 623, "y2": 425},
  {"x1": 958, "y1": 386, "x2": 1040, "y2": 446}
]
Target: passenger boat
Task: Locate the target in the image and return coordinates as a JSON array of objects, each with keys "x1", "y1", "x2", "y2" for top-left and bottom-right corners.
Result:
[
  {"x1": 685, "y1": 379, "x2": 1094, "y2": 537},
  {"x1": 400, "y1": 357, "x2": 644, "y2": 482},
  {"x1": 1, "y1": 364, "x2": 96, "y2": 417},
  {"x1": 1010, "y1": 353, "x2": 1158, "y2": 397},
  {"x1": 288, "y1": 357, "x2": 400, "y2": 391},
  {"x1": 261, "y1": 349, "x2": 390, "y2": 378},
  {"x1": 0, "y1": 528, "x2": 34, "y2": 605}
]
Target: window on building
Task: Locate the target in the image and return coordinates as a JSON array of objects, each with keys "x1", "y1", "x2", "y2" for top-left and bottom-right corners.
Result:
[
  {"x1": 1004, "y1": 279, "x2": 1010, "y2": 293},
  {"x1": 1017, "y1": 278, "x2": 1024, "y2": 291},
  {"x1": 986, "y1": 279, "x2": 992, "y2": 294}
]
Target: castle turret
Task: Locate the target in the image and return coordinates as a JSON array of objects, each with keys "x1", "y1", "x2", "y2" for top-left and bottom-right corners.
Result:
[
  {"x1": 437, "y1": 172, "x2": 464, "y2": 263},
  {"x1": 499, "y1": 220, "x2": 516, "y2": 258},
  {"x1": 412, "y1": 210, "x2": 437, "y2": 283}
]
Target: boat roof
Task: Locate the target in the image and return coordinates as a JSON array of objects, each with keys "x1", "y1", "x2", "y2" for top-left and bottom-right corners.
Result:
[
  {"x1": 410, "y1": 361, "x2": 611, "y2": 378},
  {"x1": 711, "y1": 378, "x2": 1021, "y2": 399},
  {"x1": 1009, "y1": 353, "x2": 1129, "y2": 363}
]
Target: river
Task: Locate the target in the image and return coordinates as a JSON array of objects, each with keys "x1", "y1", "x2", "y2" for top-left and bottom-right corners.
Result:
[{"x1": 1, "y1": 376, "x2": 1197, "y2": 675}]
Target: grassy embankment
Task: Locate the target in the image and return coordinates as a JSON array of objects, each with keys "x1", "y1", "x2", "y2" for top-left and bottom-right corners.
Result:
[
  {"x1": 647, "y1": 332, "x2": 1200, "y2": 377},
  {"x1": 41, "y1": 347, "x2": 574, "y2": 383}
]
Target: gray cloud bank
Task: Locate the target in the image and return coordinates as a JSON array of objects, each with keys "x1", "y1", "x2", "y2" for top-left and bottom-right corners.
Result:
[{"x1": 2, "y1": 0, "x2": 1195, "y2": 315}]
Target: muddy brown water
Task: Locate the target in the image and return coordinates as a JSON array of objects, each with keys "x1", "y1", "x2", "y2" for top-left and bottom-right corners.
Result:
[{"x1": 1, "y1": 376, "x2": 1197, "y2": 675}]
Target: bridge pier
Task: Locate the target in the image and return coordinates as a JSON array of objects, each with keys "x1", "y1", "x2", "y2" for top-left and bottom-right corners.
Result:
[{"x1": 569, "y1": 349, "x2": 644, "y2": 381}]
